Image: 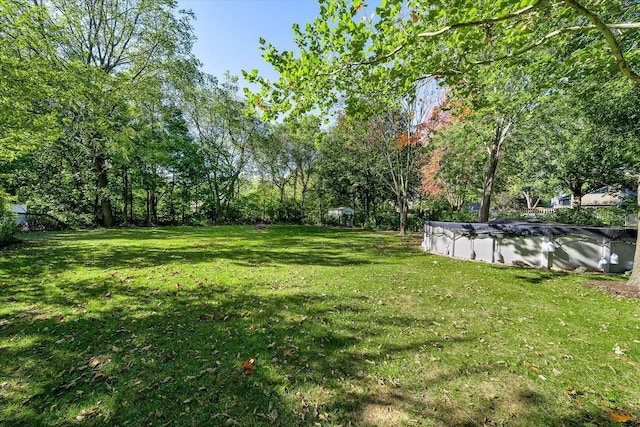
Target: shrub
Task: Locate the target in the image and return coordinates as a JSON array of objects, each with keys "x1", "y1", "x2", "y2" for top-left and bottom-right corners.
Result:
[{"x1": 542, "y1": 207, "x2": 605, "y2": 226}]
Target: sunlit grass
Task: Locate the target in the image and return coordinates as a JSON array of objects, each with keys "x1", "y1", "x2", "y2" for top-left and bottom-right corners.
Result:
[{"x1": 1, "y1": 225, "x2": 638, "y2": 426}]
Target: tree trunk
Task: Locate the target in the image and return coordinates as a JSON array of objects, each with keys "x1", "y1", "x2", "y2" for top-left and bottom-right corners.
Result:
[
  {"x1": 478, "y1": 146, "x2": 500, "y2": 223},
  {"x1": 278, "y1": 182, "x2": 286, "y2": 220},
  {"x1": 122, "y1": 167, "x2": 129, "y2": 225},
  {"x1": 181, "y1": 187, "x2": 187, "y2": 224},
  {"x1": 94, "y1": 154, "x2": 114, "y2": 227},
  {"x1": 563, "y1": 179, "x2": 584, "y2": 209},
  {"x1": 168, "y1": 179, "x2": 175, "y2": 224},
  {"x1": 571, "y1": 191, "x2": 582, "y2": 208},
  {"x1": 129, "y1": 185, "x2": 133, "y2": 224},
  {"x1": 626, "y1": 175, "x2": 640, "y2": 287},
  {"x1": 398, "y1": 193, "x2": 408, "y2": 236},
  {"x1": 151, "y1": 189, "x2": 158, "y2": 225},
  {"x1": 145, "y1": 189, "x2": 151, "y2": 225},
  {"x1": 478, "y1": 119, "x2": 511, "y2": 223},
  {"x1": 523, "y1": 192, "x2": 540, "y2": 209}
]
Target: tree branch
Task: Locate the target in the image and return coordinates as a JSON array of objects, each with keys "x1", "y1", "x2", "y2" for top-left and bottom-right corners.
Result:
[
  {"x1": 413, "y1": 0, "x2": 640, "y2": 83},
  {"x1": 418, "y1": 1, "x2": 544, "y2": 38},
  {"x1": 464, "y1": 23, "x2": 640, "y2": 73},
  {"x1": 562, "y1": 0, "x2": 640, "y2": 83},
  {"x1": 467, "y1": 24, "x2": 597, "y2": 67}
]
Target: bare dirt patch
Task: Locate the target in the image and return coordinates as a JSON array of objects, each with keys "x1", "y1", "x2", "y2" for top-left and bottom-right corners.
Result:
[
  {"x1": 585, "y1": 280, "x2": 640, "y2": 299},
  {"x1": 355, "y1": 387, "x2": 413, "y2": 427}
]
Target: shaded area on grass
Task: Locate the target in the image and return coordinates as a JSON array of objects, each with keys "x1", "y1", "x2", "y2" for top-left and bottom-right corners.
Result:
[{"x1": 2, "y1": 283, "x2": 622, "y2": 427}]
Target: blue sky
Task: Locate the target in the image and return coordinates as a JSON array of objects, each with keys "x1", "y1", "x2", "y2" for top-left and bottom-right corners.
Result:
[{"x1": 177, "y1": 0, "x2": 321, "y2": 88}]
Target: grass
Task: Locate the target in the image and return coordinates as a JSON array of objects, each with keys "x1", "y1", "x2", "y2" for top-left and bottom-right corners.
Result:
[{"x1": 0, "y1": 225, "x2": 638, "y2": 426}]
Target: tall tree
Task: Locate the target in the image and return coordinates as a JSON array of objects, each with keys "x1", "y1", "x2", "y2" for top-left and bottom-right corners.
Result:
[
  {"x1": 319, "y1": 112, "x2": 388, "y2": 226},
  {"x1": 251, "y1": 124, "x2": 296, "y2": 221},
  {"x1": 421, "y1": 120, "x2": 484, "y2": 214},
  {"x1": 284, "y1": 118, "x2": 321, "y2": 219},
  {"x1": 2, "y1": 0, "x2": 196, "y2": 226},
  {"x1": 322, "y1": 82, "x2": 444, "y2": 234},
  {"x1": 180, "y1": 73, "x2": 260, "y2": 222},
  {"x1": 445, "y1": 65, "x2": 534, "y2": 222},
  {"x1": 510, "y1": 82, "x2": 630, "y2": 208}
]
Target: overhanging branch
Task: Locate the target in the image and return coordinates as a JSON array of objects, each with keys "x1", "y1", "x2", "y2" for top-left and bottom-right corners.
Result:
[
  {"x1": 418, "y1": 1, "x2": 544, "y2": 38},
  {"x1": 562, "y1": 0, "x2": 640, "y2": 83},
  {"x1": 467, "y1": 24, "x2": 639, "y2": 67}
]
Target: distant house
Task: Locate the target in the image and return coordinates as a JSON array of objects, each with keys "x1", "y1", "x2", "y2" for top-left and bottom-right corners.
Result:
[
  {"x1": 327, "y1": 207, "x2": 355, "y2": 226},
  {"x1": 551, "y1": 187, "x2": 636, "y2": 209},
  {"x1": 551, "y1": 194, "x2": 572, "y2": 208}
]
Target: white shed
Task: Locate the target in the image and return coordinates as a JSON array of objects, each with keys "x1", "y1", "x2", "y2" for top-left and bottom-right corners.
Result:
[
  {"x1": 327, "y1": 207, "x2": 355, "y2": 226},
  {"x1": 10, "y1": 204, "x2": 27, "y2": 225}
]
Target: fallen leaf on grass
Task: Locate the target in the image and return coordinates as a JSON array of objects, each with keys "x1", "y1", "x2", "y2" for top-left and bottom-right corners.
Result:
[
  {"x1": 242, "y1": 358, "x2": 256, "y2": 375},
  {"x1": 609, "y1": 411, "x2": 632, "y2": 423},
  {"x1": 267, "y1": 401, "x2": 278, "y2": 423},
  {"x1": 268, "y1": 408, "x2": 278, "y2": 423},
  {"x1": 87, "y1": 355, "x2": 110, "y2": 369},
  {"x1": 524, "y1": 361, "x2": 542, "y2": 375},
  {"x1": 279, "y1": 347, "x2": 294, "y2": 357},
  {"x1": 75, "y1": 407, "x2": 100, "y2": 421},
  {"x1": 200, "y1": 367, "x2": 216, "y2": 375}
]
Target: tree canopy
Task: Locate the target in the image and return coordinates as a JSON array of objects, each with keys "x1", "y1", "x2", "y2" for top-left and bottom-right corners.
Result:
[{"x1": 245, "y1": 0, "x2": 640, "y2": 117}]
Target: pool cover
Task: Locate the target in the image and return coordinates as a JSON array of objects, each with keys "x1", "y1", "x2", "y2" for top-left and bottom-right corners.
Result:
[{"x1": 425, "y1": 220, "x2": 637, "y2": 242}]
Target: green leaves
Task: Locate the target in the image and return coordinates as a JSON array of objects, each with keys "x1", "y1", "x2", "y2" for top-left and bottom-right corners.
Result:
[
  {"x1": 1, "y1": 0, "x2": 199, "y2": 226},
  {"x1": 250, "y1": 0, "x2": 639, "y2": 122}
]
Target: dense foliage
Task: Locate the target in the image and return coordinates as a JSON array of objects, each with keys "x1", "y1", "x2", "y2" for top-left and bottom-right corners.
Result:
[{"x1": 1, "y1": 0, "x2": 638, "y2": 236}]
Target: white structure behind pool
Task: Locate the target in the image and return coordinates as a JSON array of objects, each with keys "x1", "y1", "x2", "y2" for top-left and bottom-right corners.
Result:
[{"x1": 422, "y1": 220, "x2": 637, "y2": 274}]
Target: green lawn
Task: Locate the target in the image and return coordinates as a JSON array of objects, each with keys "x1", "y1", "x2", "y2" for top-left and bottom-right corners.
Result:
[{"x1": 1, "y1": 225, "x2": 638, "y2": 426}]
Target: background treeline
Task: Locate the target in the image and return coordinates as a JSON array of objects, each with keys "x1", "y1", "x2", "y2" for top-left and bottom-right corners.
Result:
[{"x1": 1, "y1": 0, "x2": 638, "y2": 235}]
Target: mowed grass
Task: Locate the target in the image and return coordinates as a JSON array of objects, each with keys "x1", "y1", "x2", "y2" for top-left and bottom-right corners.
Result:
[{"x1": 0, "y1": 225, "x2": 639, "y2": 426}]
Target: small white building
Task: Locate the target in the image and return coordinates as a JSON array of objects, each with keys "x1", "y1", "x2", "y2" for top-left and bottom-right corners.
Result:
[
  {"x1": 327, "y1": 207, "x2": 355, "y2": 226},
  {"x1": 10, "y1": 204, "x2": 27, "y2": 225}
]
